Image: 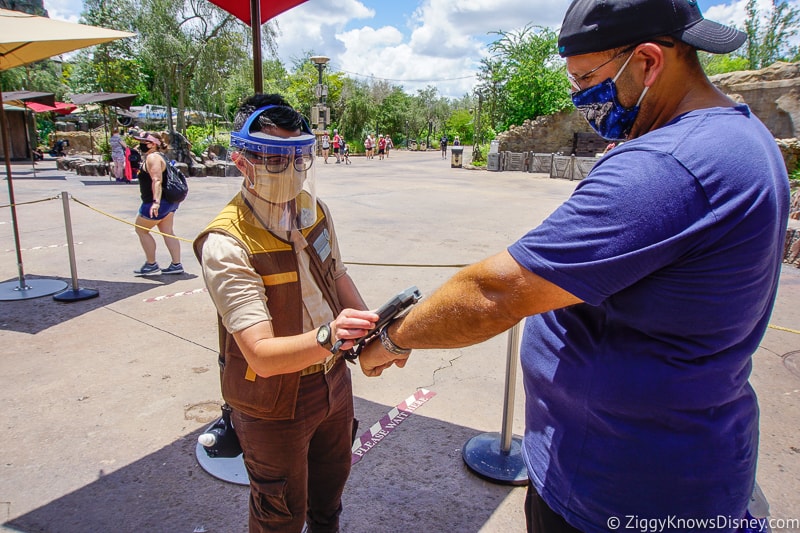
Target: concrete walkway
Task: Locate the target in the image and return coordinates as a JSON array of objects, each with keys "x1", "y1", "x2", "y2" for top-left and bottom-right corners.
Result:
[{"x1": 1, "y1": 150, "x2": 798, "y2": 532}]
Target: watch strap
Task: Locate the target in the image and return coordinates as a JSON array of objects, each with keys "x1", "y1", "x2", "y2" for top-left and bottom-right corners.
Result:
[{"x1": 379, "y1": 325, "x2": 411, "y2": 356}]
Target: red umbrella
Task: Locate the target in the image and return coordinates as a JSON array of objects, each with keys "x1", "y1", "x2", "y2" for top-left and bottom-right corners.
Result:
[
  {"x1": 208, "y1": 0, "x2": 308, "y2": 92},
  {"x1": 26, "y1": 101, "x2": 77, "y2": 115}
]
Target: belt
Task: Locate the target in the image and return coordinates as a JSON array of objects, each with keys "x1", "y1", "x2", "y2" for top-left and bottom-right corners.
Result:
[{"x1": 300, "y1": 354, "x2": 338, "y2": 376}]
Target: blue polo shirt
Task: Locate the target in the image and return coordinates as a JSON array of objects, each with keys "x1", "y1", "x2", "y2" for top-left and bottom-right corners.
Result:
[{"x1": 507, "y1": 105, "x2": 788, "y2": 532}]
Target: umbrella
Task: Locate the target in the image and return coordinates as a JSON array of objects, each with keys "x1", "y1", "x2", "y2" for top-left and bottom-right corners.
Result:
[
  {"x1": 208, "y1": 0, "x2": 308, "y2": 92},
  {"x1": 68, "y1": 92, "x2": 136, "y2": 109},
  {"x1": 26, "y1": 101, "x2": 77, "y2": 115},
  {"x1": 68, "y1": 92, "x2": 137, "y2": 156},
  {"x1": 2, "y1": 91, "x2": 56, "y2": 179},
  {"x1": 0, "y1": 8, "x2": 134, "y2": 300}
]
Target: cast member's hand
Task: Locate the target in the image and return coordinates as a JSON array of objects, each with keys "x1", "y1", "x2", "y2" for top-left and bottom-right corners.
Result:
[
  {"x1": 359, "y1": 340, "x2": 410, "y2": 377},
  {"x1": 330, "y1": 309, "x2": 379, "y2": 352}
]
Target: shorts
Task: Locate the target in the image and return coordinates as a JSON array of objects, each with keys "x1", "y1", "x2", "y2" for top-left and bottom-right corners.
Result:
[
  {"x1": 138, "y1": 199, "x2": 179, "y2": 221},
  {"x1": 378, "y1": 148, "x2": 385, "y2": 154},
  {"x1": 333, "y1": 147, "x2": 340, "y2": 154}
]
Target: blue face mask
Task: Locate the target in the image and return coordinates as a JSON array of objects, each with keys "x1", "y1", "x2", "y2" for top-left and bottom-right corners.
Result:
[{"x1": 571, "y1": 52, "x2": 649, "y2": 141}]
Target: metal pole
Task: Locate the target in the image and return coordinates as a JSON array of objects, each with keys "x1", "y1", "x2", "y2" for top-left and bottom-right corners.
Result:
[
  {"x1": 0, "y1": 88, "x2": 28, "y2": 290},
  {"x1": 500, "y1": 321, "x2": 521, "y2": 453},
  {"x1": 251, "y1": 0, "x2": 263, "y2": 93},
  {"x1": 53, "y1": 192, "x2": 98, "y2": 302},
  {"x1": 461, "y1": 321, "x2": 527, "y2": 485},
  {"x1": 0, "y1": 88, "x2": 68, "y2": 300}
]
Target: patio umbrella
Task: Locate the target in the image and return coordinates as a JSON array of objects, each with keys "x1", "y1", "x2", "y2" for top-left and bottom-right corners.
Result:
[
  {"x1": 26, "y1": 101, "x2": 77, "y2": 115},
  {"x1": 208, "y1": 0, "x2": 308, "y2": 92},
  {"x1": 68, "y1": 92, "x2": 137, "y2": 156},
  {"x1": 2, "y1": 91, "x2": 56, "y2": 179},
  {"x1": 0, "y1": 8, "x2": 134, "y2": 300}
]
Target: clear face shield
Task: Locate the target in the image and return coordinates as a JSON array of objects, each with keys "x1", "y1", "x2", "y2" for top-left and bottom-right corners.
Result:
[{"x1": 228, "y1": 107, "x2": 317, "y2": 231}]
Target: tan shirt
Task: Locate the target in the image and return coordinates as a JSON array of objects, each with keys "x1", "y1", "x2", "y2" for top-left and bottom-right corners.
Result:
[{"x1": 200, "y1": 217, "x2": 348, "y2": 335}]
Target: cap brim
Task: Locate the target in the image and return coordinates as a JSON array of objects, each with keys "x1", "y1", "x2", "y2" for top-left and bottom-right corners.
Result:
[{"x1": 677, "y1": 19, "x2": 747, "y2": 54}]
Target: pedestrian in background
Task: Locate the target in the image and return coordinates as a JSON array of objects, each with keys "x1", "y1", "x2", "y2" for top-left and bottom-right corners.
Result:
[
  {"x1": 109, "y1": 127, "x2": 127, "y2": 182},
  {"x1": 131, "y1": 131, "x2": 183, "y2": 276}
]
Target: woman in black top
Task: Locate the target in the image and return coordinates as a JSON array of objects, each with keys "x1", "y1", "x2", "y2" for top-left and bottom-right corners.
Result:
[{"x1": 131, "y1": 131, "x2": 183, "y2": 276}]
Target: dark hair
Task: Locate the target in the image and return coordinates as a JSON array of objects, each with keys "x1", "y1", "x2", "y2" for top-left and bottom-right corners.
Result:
[{"x1": 234, "y1": 93, "x2": 305, "y2": 133}]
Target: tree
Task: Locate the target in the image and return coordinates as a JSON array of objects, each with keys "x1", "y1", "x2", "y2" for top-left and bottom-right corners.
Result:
[
  {"x1": 743, "y1": 0, "x2": 800, "y2": 69},
  {"x1": 135, "y1": 0, "x2": 265, "y2": 132}
]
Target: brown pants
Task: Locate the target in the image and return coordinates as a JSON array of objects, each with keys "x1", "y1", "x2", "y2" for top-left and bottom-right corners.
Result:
[{"x1": 232, "y1": 359, "x2": 354, "y2": 533}]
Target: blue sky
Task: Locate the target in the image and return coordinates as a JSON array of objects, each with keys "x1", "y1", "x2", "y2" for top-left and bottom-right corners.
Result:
[{"x1": 42, "y1": 0, "x2": 789, "y2": 98}]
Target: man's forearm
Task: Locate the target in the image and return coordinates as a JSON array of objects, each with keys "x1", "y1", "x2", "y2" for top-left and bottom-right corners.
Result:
[{"x1": 390, "y1": 251, "x2": 581, "y2": 350}]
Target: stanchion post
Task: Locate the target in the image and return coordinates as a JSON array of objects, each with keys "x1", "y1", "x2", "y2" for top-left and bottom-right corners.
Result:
[
  {"x1": 53, "y1": 191, "x2": 99, "y2": 302},
  {"x1": 462, "y1": 321, "x2": 528, "y2": 485}
]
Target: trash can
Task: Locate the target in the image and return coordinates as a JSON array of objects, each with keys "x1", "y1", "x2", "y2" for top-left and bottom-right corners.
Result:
[{"x1": 451, "y1": 146, "x2": 463, "y2": 168}]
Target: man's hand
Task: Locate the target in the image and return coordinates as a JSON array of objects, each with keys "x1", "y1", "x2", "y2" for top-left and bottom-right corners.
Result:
[{"x1": 359, "y1": 339, "x2": 410, "y2": 377}]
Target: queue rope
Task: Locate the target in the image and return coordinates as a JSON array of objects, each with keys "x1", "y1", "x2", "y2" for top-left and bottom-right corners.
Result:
[
  {"x1": 5, "y1": 193, "x2": 800, "y2": 335},
  {"x1": 0, "y1": 195, "x2": 61, "y2": 209}
]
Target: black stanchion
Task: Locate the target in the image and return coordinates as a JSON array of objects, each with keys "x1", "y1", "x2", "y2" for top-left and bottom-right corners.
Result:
[
  {"x1": 462, "y1": 321, "x2": 528, "y2": 485},
  {"x1": 53, "y1": 192, "x2": 98, "y2": 302}
]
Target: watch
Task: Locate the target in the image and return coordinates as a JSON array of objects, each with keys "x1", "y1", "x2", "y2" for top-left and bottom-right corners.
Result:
[
  {"x1": 316, "y1": 322, "x2": 334, "y2": 351},
  {"x1": 379, "y1": 325, "x2": 411, "y2": 356}
]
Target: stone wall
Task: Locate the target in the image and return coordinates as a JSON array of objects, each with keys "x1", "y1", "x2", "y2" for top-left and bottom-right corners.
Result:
[
  {"x1": 710, "y1": 62, "x2": 800, "y2": 139},
  {"x1": 496, "y1": 61, "x2": 800, "y2": 171},
  {"x1": 496, "y1": 109, "x2": 601, "y2": 155}
]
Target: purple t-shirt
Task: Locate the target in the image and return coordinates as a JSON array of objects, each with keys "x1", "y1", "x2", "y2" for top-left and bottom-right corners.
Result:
[{"x1": 507, "y1": 105, "x2": 788, "y2": 532}]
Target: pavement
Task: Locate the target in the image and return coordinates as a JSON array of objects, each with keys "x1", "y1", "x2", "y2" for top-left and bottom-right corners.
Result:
[{"x1": 0, "y1": 150, "x2": 798, "y2": 533}]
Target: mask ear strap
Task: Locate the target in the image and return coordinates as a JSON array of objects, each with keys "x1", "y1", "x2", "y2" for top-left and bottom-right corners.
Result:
[
  {"x1": 612, "y1": 51, "x2": 636, "y2": 83},
  {"x1": 635, "y1": 85, "x2": 650, "y2": 106}
]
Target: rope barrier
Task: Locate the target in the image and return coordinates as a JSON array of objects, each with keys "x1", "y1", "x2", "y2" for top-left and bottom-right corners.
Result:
[
  {"x1": 70, "y1": 195, "x2": 195, "y2": 244},
  {"x1": 344, "y1": 261, "x2": 469, "y2": 268},
  {"x1": 0, "y1": 195, "x2": 61, "y2": 209},
  {"x1": 768, "y1": 324, "x2": 800, "y2": 335}
]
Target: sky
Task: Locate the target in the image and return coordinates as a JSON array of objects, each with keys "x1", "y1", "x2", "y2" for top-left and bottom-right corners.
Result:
[{"x1": 42, "y1": 0, "x2": 791, "y2": 99}]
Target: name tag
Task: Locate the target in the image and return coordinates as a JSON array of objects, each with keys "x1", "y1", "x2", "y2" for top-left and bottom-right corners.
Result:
[{"x1": 313, "y1": 229, "x2": 331, "y2": 262}]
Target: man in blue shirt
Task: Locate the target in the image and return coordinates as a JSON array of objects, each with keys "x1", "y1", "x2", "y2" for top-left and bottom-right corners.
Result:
[{"x1": 359, "y1": 0, "x2": 789, "y2": 531}]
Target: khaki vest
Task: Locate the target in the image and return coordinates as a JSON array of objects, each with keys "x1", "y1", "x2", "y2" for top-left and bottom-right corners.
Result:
[{"x1": 193, "y1": 194, "x2": 341, "y2": 419}]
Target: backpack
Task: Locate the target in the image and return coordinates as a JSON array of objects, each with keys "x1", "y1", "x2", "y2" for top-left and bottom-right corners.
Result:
[{"x1": 160, "y1": 154, "x2": 189, "y2": 203}]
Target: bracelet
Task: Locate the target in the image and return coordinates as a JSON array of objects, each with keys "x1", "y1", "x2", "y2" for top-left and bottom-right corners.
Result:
[{"x1": 379, "y1": 325, "x2": 411, "y2": 356}]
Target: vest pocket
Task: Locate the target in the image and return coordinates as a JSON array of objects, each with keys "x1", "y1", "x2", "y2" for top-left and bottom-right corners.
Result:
[{"x1": 222, "y1": 352, "x2": 300, "y2": 420}]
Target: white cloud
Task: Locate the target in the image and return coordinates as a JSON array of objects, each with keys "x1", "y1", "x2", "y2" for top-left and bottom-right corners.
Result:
[
  {"x1": 273, "y1": 0, "x2": 574, "y2": 98},
  {"x1": 43, "y1": 0, "x2": 82, "y2": 23}
]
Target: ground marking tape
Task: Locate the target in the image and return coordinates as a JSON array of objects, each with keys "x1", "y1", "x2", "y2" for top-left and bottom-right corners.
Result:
[
  {"x1": 144, "y1": 287, "x2": 208, "y2": 303},
  {"x1": 5, "y1": 242, "x2": 82, "y2": 253},
  {"x1": 351, "y1": 388, "x2": 436, "y2": 465}
]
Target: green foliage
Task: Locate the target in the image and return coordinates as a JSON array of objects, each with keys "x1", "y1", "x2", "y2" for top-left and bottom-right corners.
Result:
[
  {"x1": 700, "y1": 52, "x2": 751, "y2": 75},
  {"x1": 790, "y1": 165, "x2": 800, "y2": 183},
  {"x1": 96, "y1": 138, "x2": 111, "y2": 161},
  {"x1": 186, "y1": 124, "x2": 229, "y2": 157},
  {"x1": 480, "y1": 25, "x2": 572, "y2": 131},
  {"x1": 445, "y1": 109, "x2": 474, "y2": 144}
]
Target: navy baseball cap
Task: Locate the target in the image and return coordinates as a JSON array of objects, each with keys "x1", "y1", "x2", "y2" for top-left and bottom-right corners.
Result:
[{"x1": 558, "y1": 0, "x2": 747, "y2": 57}]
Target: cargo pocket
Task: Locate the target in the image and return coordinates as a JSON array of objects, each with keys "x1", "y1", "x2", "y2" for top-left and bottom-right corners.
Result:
[{"x1": 252, "y1": 477, "x2": 293, "y2": 524}]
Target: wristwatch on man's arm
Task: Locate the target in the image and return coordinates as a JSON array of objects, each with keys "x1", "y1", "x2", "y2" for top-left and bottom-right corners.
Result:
[{"x1": 379, "y1": 323, "x2": 411, "y2": 356}]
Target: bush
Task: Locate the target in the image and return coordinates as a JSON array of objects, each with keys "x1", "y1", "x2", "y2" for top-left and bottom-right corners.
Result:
[{"x1": 186, "y1": 124, "x2": 230, "y2": 158}]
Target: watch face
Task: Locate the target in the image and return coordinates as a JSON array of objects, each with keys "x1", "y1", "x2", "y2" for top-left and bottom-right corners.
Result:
[{"x1": 317, "y1": 325, "x2": 331, "y2": 344}]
